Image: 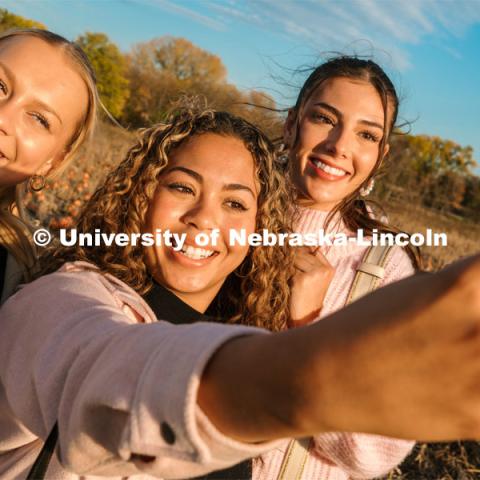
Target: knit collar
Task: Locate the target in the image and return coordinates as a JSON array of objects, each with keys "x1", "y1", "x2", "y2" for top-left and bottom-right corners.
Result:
[{"x1": 294, "y1": 205, "x2": 348, "y2": 235}]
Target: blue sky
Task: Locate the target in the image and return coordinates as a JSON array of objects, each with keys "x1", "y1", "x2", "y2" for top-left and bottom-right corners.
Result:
[{"x1": 5, "y1": 0, "x2": 480, "y2": 167}]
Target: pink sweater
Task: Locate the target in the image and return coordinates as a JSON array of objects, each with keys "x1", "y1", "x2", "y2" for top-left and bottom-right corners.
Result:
[{"x1": 253, "y1": 207, "x2": 415, "y2": 480}]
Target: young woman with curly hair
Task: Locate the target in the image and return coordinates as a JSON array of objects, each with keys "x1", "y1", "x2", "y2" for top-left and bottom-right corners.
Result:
[
  {"x1": 0, "y1": 106, "x2": 297, "y2": 479},
  {"x1": 0, "y1": 28, "x2": 98, "y2": 302}
]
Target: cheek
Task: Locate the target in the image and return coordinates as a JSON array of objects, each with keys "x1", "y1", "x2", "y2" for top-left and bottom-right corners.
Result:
[
  {"x1": 17, "y1": 133, "x2": 59, "y2": 173},
  {"x1": 222, "y1": 214, "x2": 256, "y2": 257},
  {"x1": 297, "y1": 120, "x2": 328, "y2": 150},
  {"x1": 355, "y1": 150, "x2": 379, "y2": 181},
  {"x1": 146, "y1": 195, "x2": 184, "y2": 230}
]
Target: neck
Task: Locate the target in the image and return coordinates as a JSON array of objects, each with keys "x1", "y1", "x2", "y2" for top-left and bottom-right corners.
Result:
[{"x1": 296, "y1": 196, "x2": 335, "y2": 212}]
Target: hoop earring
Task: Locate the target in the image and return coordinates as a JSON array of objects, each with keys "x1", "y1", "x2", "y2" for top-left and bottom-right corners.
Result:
[
  {"x1": 276, "y1": 143, "x2": 289, "y2": 165},
  {"x1": 28, "y1": 175, "x2": 46, "y2": 192},
  {"x1": 359, "y1": 178, "x2": 374, "y2": 197}
]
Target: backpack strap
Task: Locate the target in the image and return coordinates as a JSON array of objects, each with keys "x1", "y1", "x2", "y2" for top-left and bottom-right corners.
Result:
[
  {"x1": 346, "y1": 244, "x2": 392, "y2": 305},
  {"x1": 26, "y1": 423, "x2": 58, "y2": 480},
  {"x1": 277, "y1": 437, "x2": 312, "y2": 480},
  {"x1": 277, "y1": 245, "x2": 393, "y2": 480}
]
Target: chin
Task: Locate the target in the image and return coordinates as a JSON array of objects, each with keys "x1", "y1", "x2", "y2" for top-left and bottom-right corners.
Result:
[{"x1": 164, "y1": 274, "x2": 217, "y2": 295}]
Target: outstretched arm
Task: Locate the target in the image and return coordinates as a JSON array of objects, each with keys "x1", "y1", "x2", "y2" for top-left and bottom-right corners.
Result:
[{"x1": 198, "y1": 254, "x2": 480, "y2": 443}]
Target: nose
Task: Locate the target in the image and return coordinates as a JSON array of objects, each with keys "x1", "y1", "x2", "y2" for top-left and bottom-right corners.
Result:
[
  {"x1": 181, "y1": 196, "x2": 218, "y2": 231},
  {"x1": 324, "y1": 125, "x2": 352, "y2": 160}
]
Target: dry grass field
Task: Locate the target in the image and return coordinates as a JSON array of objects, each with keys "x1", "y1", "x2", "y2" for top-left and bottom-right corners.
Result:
[{"x1": 27, "y1": 122, "x2": 480, "y2": 480}]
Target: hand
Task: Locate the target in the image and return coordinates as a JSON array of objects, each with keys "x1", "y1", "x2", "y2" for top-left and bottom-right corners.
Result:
[
  {"x1": 294, "y1": 254, "x2": 480, "y2": 441},
  {"x1": 199, "y1": 255, "x2": 480, "y2": 444},
  {"x1": 289, "y1": 247, "x2": 335, "y2": 328}
]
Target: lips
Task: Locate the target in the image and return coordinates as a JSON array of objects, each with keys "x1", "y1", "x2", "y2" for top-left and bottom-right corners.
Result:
[{"x1": 308, "y1": 156, "x2": 350, "y2": 180}]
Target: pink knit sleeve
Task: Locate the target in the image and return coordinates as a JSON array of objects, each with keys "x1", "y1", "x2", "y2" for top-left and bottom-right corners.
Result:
[
  {"x1": 312, "y1": 432, "x2": 414, "y2": 479},
  {"x1": 311, "y1": 246, "x2": 416, "y2": 478}
]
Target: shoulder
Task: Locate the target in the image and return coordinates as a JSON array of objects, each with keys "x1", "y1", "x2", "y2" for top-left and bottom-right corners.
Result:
[{"x1": 2, "y1": 261, "x2": 153, "y2": 323}]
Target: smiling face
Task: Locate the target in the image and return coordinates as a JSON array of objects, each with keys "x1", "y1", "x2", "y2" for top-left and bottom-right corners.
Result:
[
  {"x1": 286, "y1": 76, "x2": 391, "y2": 211},
  {"x1": 0, "y1": 36, "x2": 89, "y2": 188},
  {"x1": 142, "y1": 133, "x2": 259, "y2": 312}
]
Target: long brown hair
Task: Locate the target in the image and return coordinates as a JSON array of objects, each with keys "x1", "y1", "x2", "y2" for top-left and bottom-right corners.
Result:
[
  {"x1": 286, "y1": 56, "x2": 421, "y2": 268},
  {"x1": 40, "y1": 107, "x2": 296, "y2": 331},
  {"x1": 0, "y1": 28, "x2": 99, "y2": 280}
]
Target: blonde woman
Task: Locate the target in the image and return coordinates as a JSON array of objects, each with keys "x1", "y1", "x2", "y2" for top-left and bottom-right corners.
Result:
[{"x1": 0, "y1": 28, "x2": 98, "y2": 301}]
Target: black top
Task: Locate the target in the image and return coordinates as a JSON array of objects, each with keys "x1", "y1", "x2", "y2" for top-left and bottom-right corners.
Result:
[
  {"x1": 143, "y1": 280, "x2": 252, "y2": 480},
  {"x1": 0, "y1": 245, "x2": 8, "y2": 300}
]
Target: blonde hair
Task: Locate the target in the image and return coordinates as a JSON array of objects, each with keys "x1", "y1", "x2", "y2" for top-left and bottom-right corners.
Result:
[
  {"x1": 0, "y1": 28, "x2": 99, "y2": 279},
  {"x1": 40, "y1": 107, "x2": 296, "y2": 331}
]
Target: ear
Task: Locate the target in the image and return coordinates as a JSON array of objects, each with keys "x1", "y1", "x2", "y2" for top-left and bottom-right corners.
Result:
[
  {"x1": 283, "y1": 109, "x2": 297, "y2": 147},
  {"x1": 36, "y1": 150, "x2": 66, "y2": 177},
  {"x1": 41, "y1": 149, "x2": 69, "y2": 177},
  {"x1": 383, "y1": 143, "x2": 390, "y2": 158}
]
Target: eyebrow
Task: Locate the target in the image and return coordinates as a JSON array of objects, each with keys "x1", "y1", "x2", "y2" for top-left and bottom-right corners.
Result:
[
  {"x1": 0, "y1": 61, "x2": 63, "y2": 126},
  {"x1": 163, "y1": 166, "x2": 256, "y2": 198},
  {"x1": 313, "y1": 101, "x2": 384, "y2": 130}
]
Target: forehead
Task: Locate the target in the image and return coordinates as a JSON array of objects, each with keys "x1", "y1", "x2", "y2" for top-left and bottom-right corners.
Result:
[
  {"x1": 167, "y1": 133, "x2": 258, "y2": 192},
  {"x1": 1, "y1": 36, "x2": 70, "y2": 81},
  {"x1": 308, "y1": 77, "x2": 387, "y2": 123},
  {"x1": 0, "y1": 36, "x2": 88, "y2": 125}
]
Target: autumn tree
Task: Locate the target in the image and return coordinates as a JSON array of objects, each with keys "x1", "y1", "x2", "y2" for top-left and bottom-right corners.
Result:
[
  {"x1": 0, "y1": 8, "x2": 46, "y2": 32},
  {"x1": 377, "y1": 133, "x2": 477, "y2": 215},
  {"x1": 153, "y1": 36, "x2": 226, "y2": 83},
  {"x1": 124, "y1": 36, "x2": 227, "y2": 126},
  {"x1": 76, "y1": 32, "x2": 129, "y2": 118},
  {"x1": 123, "y1": 35, "x2": 281, "y2": 138}
]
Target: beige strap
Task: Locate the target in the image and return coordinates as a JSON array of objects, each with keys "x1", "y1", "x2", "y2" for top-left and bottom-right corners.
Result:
[
  {"x1": 346, "y1": 244, "x2": 392, "y2": 305},
  {"x1": 277, "y1": 437, "x2": 311, "y2": 480},
  {"x1": 278, "y1": 245, "x2": 393, "y2": 480}
]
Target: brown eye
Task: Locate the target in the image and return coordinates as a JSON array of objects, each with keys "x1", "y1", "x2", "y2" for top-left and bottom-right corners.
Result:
[
  {"x1": 360, "y1": 131, "x2": 380, "y2": 142},
  {"x1": 31, "y1": 113, "x2": 51, "y2": 130},
  {"x1": 225, "y1": 199, "x2": 248, "y2": 211},
  {"x1": 0, "y1": 79, "x2": 7, "y2": 95},
  {"x1": 168, "y1": 183, "x2": 194, "y2": 195},
  {"x1": 312, "y1": 112, "x2": 334, "y2": 125}
]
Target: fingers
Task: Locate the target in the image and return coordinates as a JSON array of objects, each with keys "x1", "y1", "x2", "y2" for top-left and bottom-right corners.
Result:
[{"x1": 294, "y1": 247, "x2": 332, "y2": 273}]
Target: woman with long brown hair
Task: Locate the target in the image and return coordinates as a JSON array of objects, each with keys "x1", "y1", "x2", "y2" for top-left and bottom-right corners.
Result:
[
  {"x1": 253, "y1": 56, "x2": 422, "y2": 478},
  {"x1": 0, "y1": 28, "x2": 98, "y2": 301}
]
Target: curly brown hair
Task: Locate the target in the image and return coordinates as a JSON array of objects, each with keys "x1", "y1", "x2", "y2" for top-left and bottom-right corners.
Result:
[{"x1": 40, "y1": 107, "x2": 296, "y2": 331}]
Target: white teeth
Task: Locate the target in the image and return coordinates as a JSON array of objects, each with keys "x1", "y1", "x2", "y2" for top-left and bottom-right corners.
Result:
[
  {"x1": 312, "y1": 159, "x2": 347, "y2": 177},
  {"x1": 179, "y1": 245, "x2": 215, "y2": 260}
]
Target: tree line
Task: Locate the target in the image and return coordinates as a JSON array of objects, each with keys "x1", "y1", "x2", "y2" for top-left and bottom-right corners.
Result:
[{"x1": 1, "y1": 8, "x2": 478, "y2": 222}]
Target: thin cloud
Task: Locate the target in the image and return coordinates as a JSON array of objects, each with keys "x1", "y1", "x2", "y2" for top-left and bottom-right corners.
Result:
[
  {"x1": 147, "y1": 0, "x2": 226, "y2": 31},
  {"x1": 200, "y1": 0, "x2": 480, "y2": 71}
]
